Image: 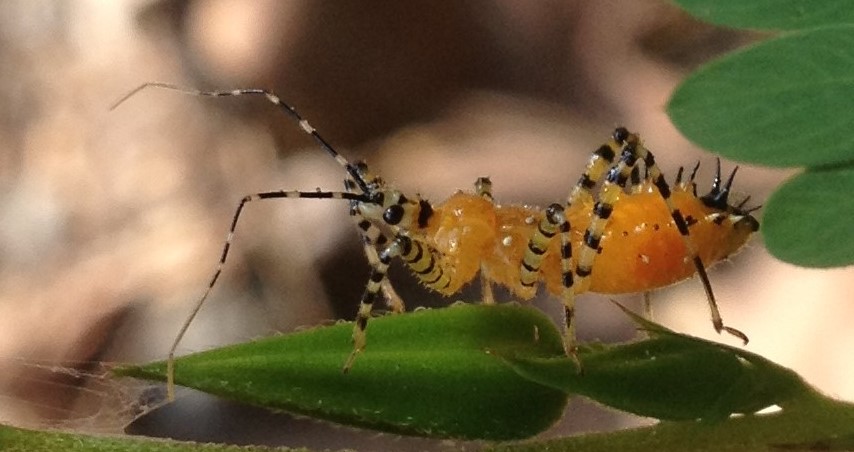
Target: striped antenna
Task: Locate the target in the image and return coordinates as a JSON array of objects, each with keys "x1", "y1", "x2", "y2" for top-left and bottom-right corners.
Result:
[{"x1": 111, "y1": 82, "x2": 372, "y2": 194}]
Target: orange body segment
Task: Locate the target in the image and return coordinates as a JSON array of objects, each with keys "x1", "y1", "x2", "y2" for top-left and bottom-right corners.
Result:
[
  {"x1": 422, "y1": 191, "x2": 498, "y2": 295},
  {"x1": 421, "y1": 183, "x2": 755, "y2": 300}
]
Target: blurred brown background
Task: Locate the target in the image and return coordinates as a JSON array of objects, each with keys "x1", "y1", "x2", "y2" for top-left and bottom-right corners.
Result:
[{"x1": 0, "y1": 0, "x2": 851, "y2": 450}]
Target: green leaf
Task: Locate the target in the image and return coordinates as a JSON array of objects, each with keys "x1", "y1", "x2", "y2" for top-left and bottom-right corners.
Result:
[
  {"x1": 116, "y1": 302, "x2": 816, "y2": 440},
  {"x1": 114, "y1": 304, "x2": 569, "y2": 441},
  {"x1": 673, "y1": 0, "x2": 854, "y2": 31},
  {"x1": 668, "y1": 26, "x2": 854, "y2": 168},
  {"x1": 0, "y1": 423, "x2": 301, "y2": 451},
  {"x1": 762, "y1": 166, "x2": 854, "y2": 267},
  {"x1": 487, "y1": 396, "x2": 854, "y2": 452},
  {"x1": 500, "y1": 305, "x2": 807, "y2": 422}
]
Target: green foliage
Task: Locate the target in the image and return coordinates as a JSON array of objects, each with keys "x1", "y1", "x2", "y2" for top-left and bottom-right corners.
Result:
[
  {"x1": 109, "y1": 304, "x2": 854, "y2": 450},
  {"x1": 8, "y1": 304, "x2": 854, "y2": 450},
  {"x1": 668, "y1": 26, "x2": 854, "y2": 168},
  {"x1": 9, "y1": 3, "x2": 852, "y2": 451},
  {"x1": 488, "y1": 396, "x2": 854, "y2": 452},
  {"x1": 763, "y1": 166, "x2": 854, "y2": 267},
  {"x1": 674, "y1": 0, "x2": 854, "y2": 31},
  {"x1": 500, "y1": 306, "x2": 805, "y2": 422},
  {"x1": 668, "y1": 4, "x2": 854, "y2": 268},
  {"x1": 115, "y1": 304, "x2": 570, "y2": 441},
  {"x1": 0, "y1": 424, "x2": 302, "y2": 452}
]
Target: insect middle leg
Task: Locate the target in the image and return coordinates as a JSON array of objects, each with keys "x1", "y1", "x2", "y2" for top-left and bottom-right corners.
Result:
[
  {"x1": 519, "y1": 203, "x2": 576, "y2": 353},
  {"x1": 475, "y1": 176, "x2": 496, "y2": 305},
  {"x1": 515, "y1": 133, "x2": 624, "y2": 355}
]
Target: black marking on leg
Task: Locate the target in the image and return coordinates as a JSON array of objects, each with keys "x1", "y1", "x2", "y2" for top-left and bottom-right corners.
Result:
[
  {"x1": 595, "y1": 144, "x2": 616, "y2": 161},
  {"x1": 560, "y1": 242, "x2": 572, "y2": 259},
  {"x1": 630, "y1": 166, "x2": 641, "y2": 187},
  {"x1": 621, "y1": 147, "x2": 639, "y2": 168},
  {"x1": 562, "y1": 271, "x2": 574, "y2": 288},
  {"x1": 583, "y1": 230, "x2": 601, "y2": 251},
  {"x1": 580, "y1": 173, "x2": 596, "y2": 189},
  {"x1": 607, "y1": 166, "x2": 628, "y2": 186},
  {"x1": 528, "y1": 243, "x2": 547, "y2": 255},
  {"x1": 593, "y1": 202, "x2": 613, "y2": 220},
  {"x1": 522, "y1": 260, "x2": 538, "y2": 273},
  {"x1": 537, "y1": 224, "x2": 557, "y2": 238},
  {"x1": 356, "y1": 316, "x2": 368, "y2": 331}
]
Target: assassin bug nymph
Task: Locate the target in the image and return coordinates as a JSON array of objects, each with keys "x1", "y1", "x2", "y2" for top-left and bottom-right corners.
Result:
[{"x1": 113, "y1": 83, "x2": 760, "y2": 400}]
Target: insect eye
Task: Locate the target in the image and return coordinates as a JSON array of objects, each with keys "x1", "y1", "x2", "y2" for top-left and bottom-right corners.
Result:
[{"x1": 383, "y1": 204, "x2": 405, "y2": 225}]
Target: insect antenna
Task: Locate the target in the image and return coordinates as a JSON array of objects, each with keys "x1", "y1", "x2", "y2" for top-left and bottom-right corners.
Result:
[
  {"x1": 112, "y1": 82, "x2": 375, "y2": 195},
  {"x1": 112, "y1": 82, "x2": 385, "y2": 400}
]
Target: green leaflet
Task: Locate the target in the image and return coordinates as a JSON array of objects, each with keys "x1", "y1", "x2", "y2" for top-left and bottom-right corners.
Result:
[
  {"x1": 668, "y1": 25, "x2": 854, "y2": 169},
  {"x1": 116, "y1": 304, "x2": 817, "y2": 441},
  {"x1": 115, "y1": 304, "x2": 569, "y2": 441},
  {"x1": 673, "y1": 0, "x2": 854, "y2": 31}
]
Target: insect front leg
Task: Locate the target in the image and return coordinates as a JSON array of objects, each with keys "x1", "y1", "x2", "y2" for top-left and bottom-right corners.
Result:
[
  {"x1": 351, "y1": 209, "x2": 406, "y2": 313},
  {"x1": 166, "y1": 189, "x2": 368, "y2": 400}
]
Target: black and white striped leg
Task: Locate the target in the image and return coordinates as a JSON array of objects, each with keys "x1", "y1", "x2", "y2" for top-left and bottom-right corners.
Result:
[
  {"x1": 519, "y1": 203, "x2": 577, "y2": 350},
  {"x1": 642, "y1": 291, "x2": 654, "y2": 320},
  {"x1": 578, "y1": 128, "x2": 747, "y2": 344},
  {"x1": 640, "y1": 291, "x2": 654, "y2": 339},
  {"x1": 343, "y1": 231, "x2": 452, "y2": 372},
  {"x1": 566, "y1": 138, "x2": 618, "y2": 206},
  {"x1": 343, "y1": 234, "x2": 408, "y2": 372},
  {"x1": 550, "y1": 205, "x2": 578, "y2": 357},
  {"x1": 475, "y1": 177, "x2": 496, "y2": 304},
  {"x1": 165, "y1": 189, "x2": 369, "y2": 400},
  {"x1": 350, "y1": 205, "x2": 405, "y2": 313}
]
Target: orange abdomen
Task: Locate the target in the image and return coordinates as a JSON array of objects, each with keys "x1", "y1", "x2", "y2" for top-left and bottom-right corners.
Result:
[
  {"x1": 423, "y1": 185, "x2": 754, "y2": 300},
  {"x1": 541, "y1": 186, "x2": 753, "y2": 295}
]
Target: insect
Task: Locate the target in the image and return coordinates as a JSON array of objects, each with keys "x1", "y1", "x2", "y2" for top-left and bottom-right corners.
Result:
[{"x1": 113, "y1": 83, "x2": 759, "y2": 400}]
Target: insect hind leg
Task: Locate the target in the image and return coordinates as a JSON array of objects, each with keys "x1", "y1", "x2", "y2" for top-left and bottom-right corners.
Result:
[{"x1": 578, "y1": 127, "x2": 747, "y2": 344}]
